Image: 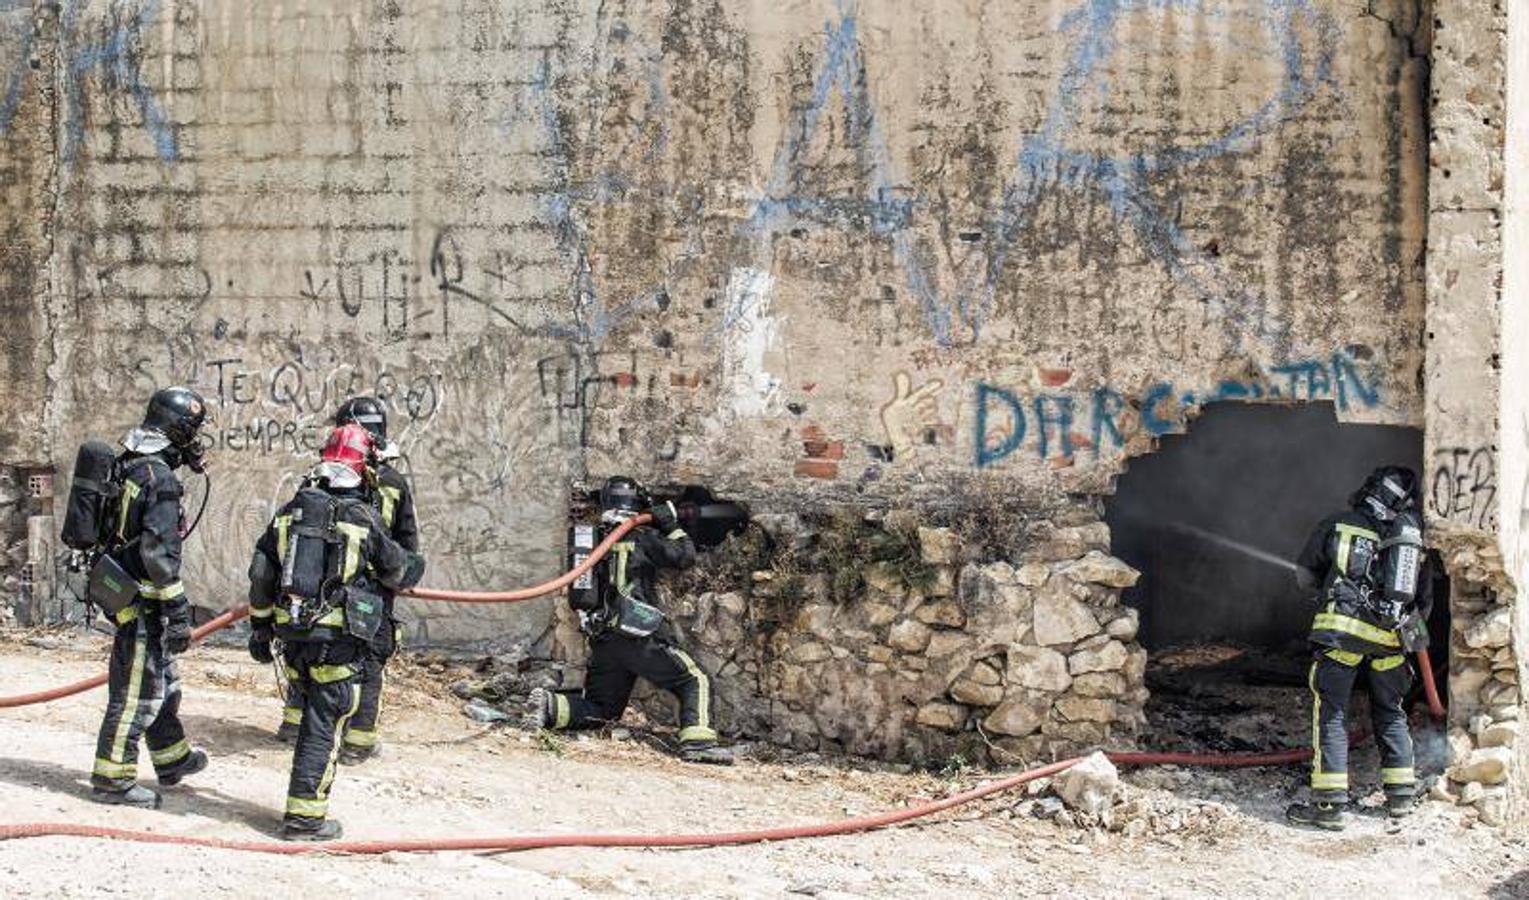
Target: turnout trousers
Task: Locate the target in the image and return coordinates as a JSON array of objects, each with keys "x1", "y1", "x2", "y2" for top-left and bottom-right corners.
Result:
[
  {"x1": 552, "y1": 632, "x2": 717, "y2": 745},
  {"x1": 283, "y1": 615, "x2": 399, "y2": 753},
  {"x1": 1309, "y1": 647, "x2": 1417, "y2": 804},
  {"x1": 281, "y1": 639, "x2": 362, "y2": 825},
  {"x1": 91, "y1": 604, "x2": 193, "y2": 790}
]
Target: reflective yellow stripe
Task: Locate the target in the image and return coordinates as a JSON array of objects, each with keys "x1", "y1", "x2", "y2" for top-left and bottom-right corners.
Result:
[
  {"x1": 1335, "y1": 532, "x2": 1351, "y2": 577},
  {"x1": 275, "y1": 515, "x2": 291, "y2": 561},
  {"x1": 310, "y1": 663, "x2": 356, "y2": 684},
  {"x1": 282, "y1": 706, "x2": 304, "y2": 725},
  {"x1": 284, "y1": 665, "x2": 302, "y2": 681},
  {"x1": 1312, "y1": 613, "x2": 1400, "y2": 647},
  {"x1": 343, "y1": 727, "x2": 378, "y2": 748},
  {"x1": 115, "y1": 605, "x2": 139, "y2": 625},
  {"x1": 1371, "y1": 654, "x2": 1406, "y2": 672},
  {"x1": 1334, "y1": 523, "x2": 1380, "y2": 542},
  {"x1": 553, "y1": 693, "x2": 571, "y2": 730},
  {"x1": 137, "y1": 581, "x2": 184, "y2": 600},
  {"x1": 117, "y1": 480, "x2": 141, "y2": 542},
  {"x1": 379, "y1": 487, "x2": 401, "y2": 529},
  {"x1": 93, "y1": 758, "x2": 136, "y2": 780},
  {"x1": 250, "y1": 606, "x2": 274, "y2": 620},
  {"x1": 108, "y1": 627, "x2": 149, "y2": 768},
  {"x1": 669, "y1": 648, "x2": 712, "y2": 737},
  {"x1": 1325, "y1": 649, "x2": 1363, "y2": 667},
  {"x1": 337, "y1": 522, "x2": 368, "y2": 581},
  {"x1": 667, "y1": 529, "x2": 688, "y2": 541},
  {"x1": 613, "y1": 542, "x2": 633, "y2": 594},
  {"x1": 150, "y1": 739, "x2": 190, "y2": 767},
  {"x1": 1308, "y1": 660, "x2": 1322, "y2": 781},
  {"x1": 275, "y1": 606, "x2": 345, "y2": 628},
  {"x1": 1311, "y1": 772, "x2": 1349, "y2": 790},
  {"x1": 316, "y1": 684, "x2": 361, "y2": 804},
  {"x1": 1381, "y1": 767, "x2": 1416, "y2": 785},
  {"x1": 285, "y1": 796, "x2": 328, "y2": 818}
]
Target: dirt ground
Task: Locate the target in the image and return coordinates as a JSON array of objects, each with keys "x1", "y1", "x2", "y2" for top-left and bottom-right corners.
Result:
[{"x1": 2, "y1": 631, "x2": 1529, "y2": 899}]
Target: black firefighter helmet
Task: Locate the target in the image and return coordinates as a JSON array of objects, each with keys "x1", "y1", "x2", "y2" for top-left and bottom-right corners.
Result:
[
  {"x1": 335, "y1": 396, "x2": 388, "y2": 441},
  {"x1": 600, "y1": 475, "x2": 647, "y2": 515},
  {"x1": 143, "y1": 386, "x2": 208, "y2": 448},
  {"x1": 1352, "y1": 465, "x2": 1418, "y2": 521}
]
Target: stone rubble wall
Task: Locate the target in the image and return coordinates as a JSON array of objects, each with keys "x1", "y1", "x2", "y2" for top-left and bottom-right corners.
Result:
[{"x1": 554, "y1": 521, "x2": 1147, "y2": 766}]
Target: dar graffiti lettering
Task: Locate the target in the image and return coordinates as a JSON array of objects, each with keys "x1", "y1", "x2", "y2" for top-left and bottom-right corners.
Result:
[{"x1": 975, "y1": 349, "x2": 1382, "y2": 467}]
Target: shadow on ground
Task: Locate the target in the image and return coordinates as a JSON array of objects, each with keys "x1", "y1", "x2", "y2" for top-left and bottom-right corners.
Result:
[
  {"x1": 0, "y1": 755, "x2": 282, "y2": 836},
  {"x1": 180, "y1": 712, "x2": 287, "y2": 756}
]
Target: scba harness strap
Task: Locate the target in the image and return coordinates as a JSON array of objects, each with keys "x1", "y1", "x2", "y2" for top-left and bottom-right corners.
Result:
[{"x1": 275, "y1": 490, "x2": 373, "y2": 633}]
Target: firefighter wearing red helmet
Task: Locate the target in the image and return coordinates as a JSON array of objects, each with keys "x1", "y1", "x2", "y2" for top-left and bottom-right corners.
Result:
[
  {"x1": 246, "y1": 423, "x2": 425, "y2": 841},
  {"x1": 275, "y1": 397, "x2": 418, "y2": 762}
]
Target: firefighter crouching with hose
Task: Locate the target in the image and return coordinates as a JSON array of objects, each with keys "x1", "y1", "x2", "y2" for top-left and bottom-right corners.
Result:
[
  {"x1": 246, "y1": 424, "x2": 425, "y2": 841},
  {"x1": 1286, "y1": 466, "x2": 1433, "y2": 831},
  {"x1": 61, "y1": 387, "x2": 213, "y2": 809},
  {"x1": 525, "y1": 476, "x2": 733, "y2": 765}
]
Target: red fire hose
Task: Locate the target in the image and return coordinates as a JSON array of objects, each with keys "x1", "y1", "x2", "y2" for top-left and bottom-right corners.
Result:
[
  {"x1": 0, "y1": 606, "x2": 251, "y2": 709},
  {"x1": 0, "y1": 745, "x2": 1331, "y2": 856},
  {"x1": 0, "y1": 508, "x2": 1449, "y2": 854},
  {"x1": 403, "y1": 514, "x2": 649, "y2": 602},
  {"x1": 0, "y1": 516, "x2": 650, "y2": 709}
]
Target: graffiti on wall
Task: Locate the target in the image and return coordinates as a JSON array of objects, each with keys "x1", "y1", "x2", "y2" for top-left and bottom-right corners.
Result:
[
  {"x1": 0, "y1": 0, "x2": 178, "y2": 167},
  {"x1": 1430, "y1": 445, "x2": 1496, "y2": 530},
  {"x1": 744, "y1": 0, "x2": 1338, "y2": 347},
  {"x1": 974, "y1": 349, "x2": 1383, "y2": 467},
  {"x1": 879, "y1": 371, "x2": 947, "y2": 463}
]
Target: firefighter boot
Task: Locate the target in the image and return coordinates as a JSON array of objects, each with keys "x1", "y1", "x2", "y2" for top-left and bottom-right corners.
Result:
[
  {"x1": 1385, "y1": 792, "x2": 1416, "y2": 819},
  {"x1": 91, "y1": 784, "x2": 162, "y2": 809},
  {"x1": 282, "y1": 818, "x2": 344, "y2": 842},
  {"x1": 679, "y1": 741, "x2": 734, "y2": 766},
  {"x1": 1286, "y1": 801, "x2": 1345, "y2": 831},
  {"x1": 338, "y1": 743, "x2": 380, "y2": 766},
  {"x1": 524, "y1": 687, "x2": 554, "y2": 731},
  {"x1": 157, "y1": 747, "x2": 209, "y2": 786}
]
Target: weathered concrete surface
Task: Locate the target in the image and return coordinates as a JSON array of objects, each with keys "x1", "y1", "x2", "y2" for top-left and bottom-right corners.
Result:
[
  {"x1": 0, "y1": 0, "x2": 1432, "y2": 646},
  {"x1": 1498, "y1": 0, "x2": 1529, "y2": 827}
]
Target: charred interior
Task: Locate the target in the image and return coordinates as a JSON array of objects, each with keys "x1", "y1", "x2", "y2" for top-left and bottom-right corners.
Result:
[{"x1": 1105, "y1": 403, "x2": 1446, "y2": 757}]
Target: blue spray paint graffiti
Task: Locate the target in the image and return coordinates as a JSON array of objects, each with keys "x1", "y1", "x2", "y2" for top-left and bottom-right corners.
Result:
[
  {"x1": 974, "y1": 349, "x2": 1382, "y2": 467},
  {"x1": 0, "y1": 0, "x2": 177, "y2": 165},
  {"x1": 746, "y1": 0, "x2": 1337, "y2": 347}
]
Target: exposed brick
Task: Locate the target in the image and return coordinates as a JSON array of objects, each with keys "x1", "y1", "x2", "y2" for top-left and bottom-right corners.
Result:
[{"x1": 794, "y1": 459, "x2": 840, "y2": 480}]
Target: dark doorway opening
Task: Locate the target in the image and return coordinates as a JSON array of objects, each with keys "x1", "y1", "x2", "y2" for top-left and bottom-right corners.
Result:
[{"x1": 1104, "y1": 403, "x2": 1446, "y2": 770}]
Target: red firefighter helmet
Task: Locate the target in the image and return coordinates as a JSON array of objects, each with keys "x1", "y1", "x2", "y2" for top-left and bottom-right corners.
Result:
[{"x1": 320, "y1": 423, "x2": 375, "y2": 476}]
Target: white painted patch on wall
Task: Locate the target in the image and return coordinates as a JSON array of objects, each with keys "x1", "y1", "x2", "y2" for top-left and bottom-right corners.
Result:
[{"x1": 719, "y1": 267, "x2": 782, "y2": 419}]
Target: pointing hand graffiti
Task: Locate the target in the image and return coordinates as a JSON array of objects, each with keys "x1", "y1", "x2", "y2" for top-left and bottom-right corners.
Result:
[{"x1": 880, "y1": 371, "x2": 945, "y2": 463}]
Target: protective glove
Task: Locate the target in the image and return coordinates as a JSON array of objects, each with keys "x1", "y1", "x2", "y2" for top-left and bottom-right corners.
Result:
[
  {"x1": 184, "y1": 442, "x2": 209, "y2": 474},
  {"x1": 650, "y1": 500, "x2": 680, "y2": 533},
  {"x1": 248, "y1": 624, "x2": 274, "y2": 664},
  {"x1": 163, "y1": 603, "x2": 193, "y2": 656}
]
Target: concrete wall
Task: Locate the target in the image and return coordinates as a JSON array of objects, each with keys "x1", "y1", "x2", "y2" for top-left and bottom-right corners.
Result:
[
  {"x1": 1495, "y1": 0, "x2": 1529, "y2": 825},
  {"x1": 0, "y1": 0, "x2": 1431, "y2": 647}
]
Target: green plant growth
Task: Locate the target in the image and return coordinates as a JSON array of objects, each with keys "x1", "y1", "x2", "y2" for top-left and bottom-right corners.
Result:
[{"x1": 815, "y1": 510, "x2": 940, "y2": 603}]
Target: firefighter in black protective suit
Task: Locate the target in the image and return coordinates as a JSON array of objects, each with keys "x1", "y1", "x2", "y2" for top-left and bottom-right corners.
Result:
[
  {"x1": 525, "y1": 476, "x2": 732, "y2": 765},
  {"x1": 89, "y1": 387, "x2": 212, "y2": 808},
  {"x1": 247, "y1": 424, "x2": 425, "y2": 841},
  {"x1": 1287, "y1": 465, "x2": 1433, "y2": 831},
  {"x1": 276, "y1": 397, "x2": 418, "y2": 765}
]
